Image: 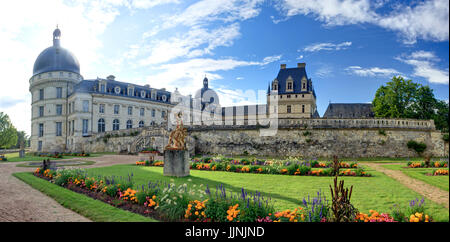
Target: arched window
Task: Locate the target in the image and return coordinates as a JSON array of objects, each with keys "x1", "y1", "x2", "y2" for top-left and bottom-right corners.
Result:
[
  {"x1": 150, "y1": 121, "x2": 155, "y2": 126},
  {"x1": 113, "y1": 119, "x2": 120, "y2": 130},
  {"x1": 127, "y1": 120, "x2": 133, "y2": 129},
  {"x1": 98, "y1": 118, "x2": 105, "y2": 133},
  {"x1": 139, "y1": 120, "x2": 144, "y2": 128}
]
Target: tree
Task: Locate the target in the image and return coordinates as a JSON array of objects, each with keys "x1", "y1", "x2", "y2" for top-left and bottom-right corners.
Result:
[
  {"x1": 13, "y1": 130, "x2": 29, "y2": 149},
  {"x1": 0, "y1": 112, "x2": 18, "y2": 149},
  {"x1": 372, "y1": 76, "x2": 448, "y2": 131},
  {"x1": 372, "y1": 76, "x2": 419, "y2": 118},
  {"x1": 432, "y1": 100, "x2": 449, "y2": 132}
]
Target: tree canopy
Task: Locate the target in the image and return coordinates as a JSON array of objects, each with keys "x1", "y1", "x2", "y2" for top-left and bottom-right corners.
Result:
[
  {"x1": 372, "y1": 76, "x2": 448, "y2": 131},
  {"x1": 0, "y1": 112, "x2": 18, "y2": 149}
]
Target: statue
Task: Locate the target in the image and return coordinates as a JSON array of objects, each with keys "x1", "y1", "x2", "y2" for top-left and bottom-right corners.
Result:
[{"x1": 165, "y1": 112, "x2": 187, "y2": 150}]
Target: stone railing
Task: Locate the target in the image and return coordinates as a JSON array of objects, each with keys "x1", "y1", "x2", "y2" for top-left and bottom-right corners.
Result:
[{"x1": 185, "y1": 117, "x2": 436, "y2": 131}]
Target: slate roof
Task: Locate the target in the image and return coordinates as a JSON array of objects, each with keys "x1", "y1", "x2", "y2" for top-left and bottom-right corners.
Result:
[
  {"x1": 271, "y1": 66, "x2": 316, "y2": 98},
  {"x1": 33, "y1": 28, "x2": 80, "y2": 76},
  {"x1": 71, "y1": 78, "x2": 172, "y2": 104},
  {"x1": 323, "y1": 103, "x2": 374, "y2": 118}
]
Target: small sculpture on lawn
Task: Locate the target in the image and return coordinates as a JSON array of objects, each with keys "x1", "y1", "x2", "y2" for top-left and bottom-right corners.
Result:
[{"x1": 165, "y1": 112, "x2": 187, "y2": 150}]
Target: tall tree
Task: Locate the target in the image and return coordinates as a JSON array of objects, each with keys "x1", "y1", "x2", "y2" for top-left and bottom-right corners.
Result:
[
  {"x1": 432, "y1": 100, "x2": 449, "y2": 132},
  {"x1": 372, "y1": 76, "x2": 449, "y2": 131},
  {"x1": 372, "y1": 76, "x2": 419, "y2": 118},
  {"x1": 0, "y1": 112, "x2": 18, "y2": 149}
]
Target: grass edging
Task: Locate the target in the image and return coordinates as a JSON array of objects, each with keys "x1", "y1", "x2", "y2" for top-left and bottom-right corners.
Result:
[{"x1": 13, "y1": 172, "x2": 157, "y2": 222}]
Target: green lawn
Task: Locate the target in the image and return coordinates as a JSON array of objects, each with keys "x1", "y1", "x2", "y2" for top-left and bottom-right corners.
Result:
[
  {"x1": 381, "y1": 164, "x2": 449, "y2": 191},
  {"x1": 13, "y1": 172, "x2": 156, "y2": 222},
  {"x1": 4, "y1": 152, "x2": 115, "y2": 162},
  {"x1": 83, "y1": 164, "x2": 449, "y2": 222}
]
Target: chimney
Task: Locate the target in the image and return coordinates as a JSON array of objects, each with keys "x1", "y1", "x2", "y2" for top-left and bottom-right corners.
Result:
[
  {"x1": 297, "y1": 63, "x2": 306, "y2": 68},
  {"x1": 280, "y1": 64, "x2": 286, "y2": 69}
]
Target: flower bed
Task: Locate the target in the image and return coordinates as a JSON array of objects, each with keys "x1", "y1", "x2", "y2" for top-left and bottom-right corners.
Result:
[
  {"x1": 433, "y1": 169, "x2": 449, "y2": 176},
  {"x1": 33, "y1": 167, "x2": 434, "y2": 222},
  {"x1": 407, "y1": 160, "x2": 448, "y2": 168},
  {"x1": 0, "y1": 155, "x2": 7, "y2": 161},
  {"x1": 136, "y1": 160, "x2": 164, "y2": 167},
  {"x1": 188, "y1": 161, "x2": 370, "y2": 177},
  {"x1": 136, "y1": 157, "x2": 370, "y2": 177}
]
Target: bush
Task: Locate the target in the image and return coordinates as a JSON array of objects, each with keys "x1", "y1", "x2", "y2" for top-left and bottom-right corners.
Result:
[{"x1": 407, "y1": 140, "x2": 427, "y2": 155}]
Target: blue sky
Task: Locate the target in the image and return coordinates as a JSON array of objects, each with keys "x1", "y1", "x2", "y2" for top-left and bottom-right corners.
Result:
[{"x1": 0, "y1": 0, "x2": 448, "y2": 135}]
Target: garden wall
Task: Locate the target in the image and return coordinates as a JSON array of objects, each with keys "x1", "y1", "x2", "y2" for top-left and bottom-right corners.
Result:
[
  {"x1": 80, "y1": 117, "x2": 447, "y2": 158},
  {"x1": 189, "y1": 127, "x2": 446, "y2": 158}
]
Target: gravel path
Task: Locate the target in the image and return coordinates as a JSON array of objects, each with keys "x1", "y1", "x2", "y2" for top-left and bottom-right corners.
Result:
[
  {"x1": 363, "y1": 163, "x2": 449, "y2": 209},
  {"x1": 0, "y1": 155, "x2": 138, "y2": 222}
]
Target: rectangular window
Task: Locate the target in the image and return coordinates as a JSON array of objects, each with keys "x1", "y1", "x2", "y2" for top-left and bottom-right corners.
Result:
[
  {"x1": 99, "y1": 104, "x2": 105, "y2": 113},
  {"x1": 56, "y1": 122, "x2": 62, "y2": 136},
  {"x1": 287, "y1": 105, "x2": 291, "y2": 113},
  {"x1": 140, "y1": 108, "x2": 144, "y2": 116},
  {"x1": 128, "y1": 106, "x2": 133, "y2": 115},
  {"x1": 56, "y1": 104, "x2": 62, "y2": 115},
  {"x1": 38, "y1": 141, "x2": 43, "y2": 151},
  {"x1": 39, "y1": 89, "x2": 44, "y2": 100},
  {"x1": 114, "y1": 105, "x2": 120, "y2": 114},
  {"x1": 68, "y1": 103, "x2": 71, "y2": 114},
  {"x1": 82, "y1": 119, "x2": 88, "y2": 135},
  {"x1": 72, "y1": 120, "x2": 75, "y2": 135},
  {"x1": 39, "y1": 106, "x2": 44, "y2": 117},
  {"x1": 302, "y1": 83, "x2": 306, "y2": 89},
  {"x1": 161, "y1": 111, "x2": 166, "y2": 118},
  {"x1": 100, "y1": 83, "x2": 106, "y2": 92},
  {"x1": 152, "y1": 109, "x2": 155, "y2": 117},
  {"x1": 56, "y1": 87, "x2": 63, "y2": 98},
  {"x1": 128, "y1": 88, "x2": 134, "y2": 96},
  {"x1": 287, "y1": 82, "x2": 292, "y2": 90},
  {"x1": 302, "y1": 105, "x2": 305, "y2": 113},
  {"x1": 83, "y1": 100, "x2": 89, "y2": 112},
  {"x1": 39, "y1": 123, "x2": 44, "y2": 137}
]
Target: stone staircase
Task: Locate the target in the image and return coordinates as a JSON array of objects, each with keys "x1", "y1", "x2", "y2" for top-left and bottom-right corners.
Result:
[{"x1": 130, "y1": 127, "x2": 169, "y2": 153}]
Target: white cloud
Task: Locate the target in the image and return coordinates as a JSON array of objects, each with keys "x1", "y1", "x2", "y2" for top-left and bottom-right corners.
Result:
[
  {"x1": 137, "y1": 23, "x2": 241, "y2": 66},
  {"x1": 277, "y1": 0, "x2": 377, "y2": 26},
  {"x1": 164, "y1": 0, "x2": 263, "y2": 28},
  {"x1": 276, "y1": 0, "x2": 449, "y2": 44},
  {"x1": 396, "y1": 51, "x2": 449, "y2": 84},
  {"x1": 130, "y1": 0, "x2": 180, "y2": 9},
  {"x1": 377, "y1": 0, "x2": 449, "y2": 44},
  {"x1": 143, "y1": 56, "x2": 281, "y2": 97},
  {"x1": 345, "y1": 65, "x2": 402, "y2": 77},
  {"x1": 303, "y1": 41, "x2": 352, "y2": 52}
]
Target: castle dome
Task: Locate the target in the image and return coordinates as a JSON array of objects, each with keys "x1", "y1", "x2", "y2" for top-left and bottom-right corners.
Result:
[{"x1": 32, "y1": 27, "x2": 80, "y2": 76}]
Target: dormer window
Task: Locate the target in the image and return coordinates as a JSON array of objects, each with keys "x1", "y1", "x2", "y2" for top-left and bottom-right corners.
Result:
[
  {"x1": 128, "y1": 86, "x2": 134, "y2": 96},
  {"x1": 99, "y1": 81, "x2": 106, "y2": 93},
  {"x1": 114, "y1": 86, "x2": 121, "y2": 94},
  {"x1": 286, "y1": 76, "x2": 294, "y2": 92},
  {"x1": 141, "y1": 90, "x2": 146, "y2": 98},
  {"x1": 301, "y1": 77, "x2": 307, "y2": 91},
  {"x1": 272, "y1": 79, "x2": 278, "y2": 91}
]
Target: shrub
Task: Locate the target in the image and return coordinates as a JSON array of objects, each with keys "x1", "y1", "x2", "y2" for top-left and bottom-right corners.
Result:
[
  {"x1": 378, "y1": 129, "x2": 386, "y2": 136},
  {"x1": 407, "y1": 140, "x2": 427, "y2": 155}
]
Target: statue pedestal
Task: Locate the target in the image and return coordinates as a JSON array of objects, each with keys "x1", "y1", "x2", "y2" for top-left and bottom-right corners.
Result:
[
  {"x1": 163, "y1": 149, "x2": 190, "y2": 177},
  {"x1": 19, "y1": 149, "x2": 25, "y2": 158}
]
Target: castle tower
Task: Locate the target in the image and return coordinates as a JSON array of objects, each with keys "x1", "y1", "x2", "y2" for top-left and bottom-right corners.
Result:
[
  {"x1": 267, "y1": 63, "x2": 318, "y2": 118},
  {"x1": 29, "y1": 27, "x2": 83, "y2": 152}
]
